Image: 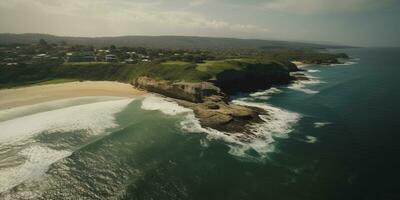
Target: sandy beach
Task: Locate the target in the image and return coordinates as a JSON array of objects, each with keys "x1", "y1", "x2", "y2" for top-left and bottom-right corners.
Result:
[
  {"x1": 291, "y1": 61, "x2": 306, "y2": 68},
  {"x1": 0, "y1": 81, "x2": 146, "y2": 110}
]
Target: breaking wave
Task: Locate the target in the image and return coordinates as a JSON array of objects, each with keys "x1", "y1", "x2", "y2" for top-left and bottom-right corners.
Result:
[
  {"x1": 141, "y1": 94, "x2": 191, "y2": 115},
  {"x1": 141, "y1": 94, "x2": 300, "y2": 161},
  {"x1": 249, "y1": 87, "x2": 282, "y2": 100},
  {"x1": 0, "y1": 145, "x2": 71, "y2": 193},
  {"x1": 331, "y1": 58, "x2": 360, "y2": 66},
  {"x1": 289, "y1": 72, "x2": 322, "y2": 94},
  {"x1": 0, "y1": 98, "x2": 134, "y2": 144},
  {"x1": 305, "y1": 136, "x2": 318, "y2": 144},
  {"x1": 307, "y1": 69, "x2": 320, "y2": 73},
  {"x1": 0, "y1": 97, "x2": 134, "y2": 194},
  {"x1": 330, "y1": 61, "x2": 358, "y2": 66},
  {"x1": 314, "y1": 122, "x2": 332, "y2": 128},
  {"x1": 139, "y1": 94, "x2": 301, "y2": 162}
]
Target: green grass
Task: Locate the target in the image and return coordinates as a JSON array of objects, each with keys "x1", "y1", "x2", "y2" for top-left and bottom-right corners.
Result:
[
  {"x1": 196, "y1": 60, "x2": 243, "y2": 77},
  {"x1": 0, "y1": 78, "x2": 80, "y2": 89},
  {"x1": 147, "y1": 61, "x2": 211, "y2": 82},
  {"x1": 62, "y1": 61, "x2": 109, "y2": 66},
  {"x1": 57, "y1": 61, "x2": 212, "y2": 83},
  {"x1": 160, "y1": 61, "x2": 191, "y2": 66},
  {"x1": 33, "y1": 78, "x2": 80, "y2": 86},
  {"x1": 0, "y1": 57, "x2": 293, "y2": 89}
]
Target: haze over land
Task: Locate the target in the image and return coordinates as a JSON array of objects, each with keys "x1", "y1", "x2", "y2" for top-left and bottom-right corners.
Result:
[{"x1": 0, "y1": 0, "x2": 399, "y2": 47}]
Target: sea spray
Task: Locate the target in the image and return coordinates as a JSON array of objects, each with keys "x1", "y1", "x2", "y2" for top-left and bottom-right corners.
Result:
[{"x1": 232, "y1": 100, "x2": 301, "y2": 139}]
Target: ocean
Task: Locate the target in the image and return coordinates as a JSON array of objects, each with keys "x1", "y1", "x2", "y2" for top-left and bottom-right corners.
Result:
[{"x1": 0, "y1": 48, "x2": 399, "y2": 199}]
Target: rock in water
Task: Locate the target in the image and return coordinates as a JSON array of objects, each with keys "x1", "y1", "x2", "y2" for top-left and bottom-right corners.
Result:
[{"x1": 133, "y1": 76, "x2": 268, "y2": 135}]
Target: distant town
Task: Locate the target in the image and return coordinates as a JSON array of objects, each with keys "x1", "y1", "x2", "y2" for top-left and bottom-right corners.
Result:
[
  {"x1": 0, "y1": 39, "x2": 221, "y2": 67},
  {"x1": 0, "y1": 37, "x2": 350, "y2": 90}
]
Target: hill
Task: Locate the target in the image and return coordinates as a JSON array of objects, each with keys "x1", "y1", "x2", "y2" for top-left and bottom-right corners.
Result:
[{"x1": 0, "y1": 33, "x2": 348, "y2": 50}]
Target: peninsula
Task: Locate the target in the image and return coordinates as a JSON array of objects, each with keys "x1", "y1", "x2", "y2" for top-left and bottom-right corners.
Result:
[{"x1": 0, "y1": 34, "x2": 349, "y2": 136}]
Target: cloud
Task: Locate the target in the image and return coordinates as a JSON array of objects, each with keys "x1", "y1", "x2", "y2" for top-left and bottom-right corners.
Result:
[
  {"x1": 0, "y1": 0, "x2": 269, "y2": 37},
  {"x1": 249, "y1": 0, "x2": 394, "y2": 14}
]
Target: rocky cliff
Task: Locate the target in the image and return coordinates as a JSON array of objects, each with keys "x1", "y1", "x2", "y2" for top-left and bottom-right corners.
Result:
[
  {"x1": 132, "y1": 60, "x2": 298, "y2": 134},
  {"x1": 134, "y1": 76, "x2": 223, "y2": 103},
  {"x1": 213, "y1": 62, "x2": 293, "y2": 94},
  {"x1": 133, "y1": 76, "x2": 268, "y2": 134}
]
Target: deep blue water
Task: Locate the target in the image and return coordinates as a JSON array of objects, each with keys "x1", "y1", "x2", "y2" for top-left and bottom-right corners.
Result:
[
  {"x1": 264, "y1": 48, "x2": 400, "y2": 199},
  {"x1": 1, "y1": 48, "x2": 399, "y2": 199}
]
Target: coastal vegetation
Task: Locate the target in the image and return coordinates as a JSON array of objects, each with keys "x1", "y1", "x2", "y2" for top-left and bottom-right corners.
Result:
[{"x1": 0, "y1": 38, "x2": 348, "y2": 90}]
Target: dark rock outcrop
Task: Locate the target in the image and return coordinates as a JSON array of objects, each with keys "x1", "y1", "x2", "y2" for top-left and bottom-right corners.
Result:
[
  {"x1": 134, "y1": 76, "x2": 223, "y2": 103},
  {"x1": 133, "y1": 76, "x2": 268, "y2": 134},
  {"x1": 213, "y1": 62, "x2": 292, "y2": 94},
  {"x1": 175, "y1": 96, "x2": 267, "y2": 134}
]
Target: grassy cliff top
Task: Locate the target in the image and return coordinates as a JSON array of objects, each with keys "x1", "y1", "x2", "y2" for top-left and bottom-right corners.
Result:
[
  {"x1": 0, "y1": 58, "x2": 294, "y2": 89},
  {"x1": 2, "y1": 48, "x2": 349, "y2": 88}
]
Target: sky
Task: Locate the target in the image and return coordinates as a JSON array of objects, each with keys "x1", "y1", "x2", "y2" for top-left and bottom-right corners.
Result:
[{"x1": 0, "y1": 0, "x2": 399, "y2": 47}]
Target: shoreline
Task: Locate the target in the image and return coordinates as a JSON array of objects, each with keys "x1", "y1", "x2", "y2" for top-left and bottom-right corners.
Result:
[{"x1": 0, "y1": 81, "x2": 147, "y2": 110}]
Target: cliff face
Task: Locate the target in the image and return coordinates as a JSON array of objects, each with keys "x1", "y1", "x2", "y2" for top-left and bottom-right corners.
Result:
[
  {"x1": 133, "y1": 61, "x2": 296, "y2": 134},
  {"x1": 133, "y1": 76, "x2": 267, "y2": 134},
  {"x1": 213, "y1": 62, "x2": 293, "y2": 94}
]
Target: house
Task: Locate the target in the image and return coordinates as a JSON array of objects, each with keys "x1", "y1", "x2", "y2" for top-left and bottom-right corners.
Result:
[
  {"x1": 126, "y1": 51, "x2": 136, "y2": 56},
  {"x1": 33, "y1": 54, "x2": 50, "y2": 60},
  {"x1": 67, "y1": 52, "x2": 96, "y2": 62},
  {"x1": 6, "y1": 63, "x2": 18, "y2": 66},
  {"x1": 105, "y1": 54, "x2": 118, "y2": 62},
  {"x1": 124, "y1": 58, "x2": 136, "y2": 64}
]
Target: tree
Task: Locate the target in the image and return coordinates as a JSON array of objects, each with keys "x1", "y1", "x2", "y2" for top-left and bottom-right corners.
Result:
[{"x1": 39, "y1": 39, "x2": 48, "y2": 47}]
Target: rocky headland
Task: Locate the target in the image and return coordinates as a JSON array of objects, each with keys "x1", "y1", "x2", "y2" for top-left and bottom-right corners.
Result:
[
  {"x1": 134, "y1": 76, "x2": 267, "y2": 135},
  {"x1": 133, "y1": 56, "x2": 348, "y2": 135}
]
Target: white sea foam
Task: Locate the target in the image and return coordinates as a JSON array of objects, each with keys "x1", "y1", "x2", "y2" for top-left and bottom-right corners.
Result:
[
  {"x1": 140, "y1": 95, "x2": 241, "y2": 145},
  {"x1": 307, "y1": 69, "x2": 320, "y2": 73},
  {"x1": 0, "y1": 98, "x2": 134, "y2": 144},
  {"x1": 140, "y1": 95, "x2": 300, "y2": 161},
  {"x1": 314, "y1": 122, "x2": 332, "y2": 128},
  {"x1": 141, "y1": 95, "x2": 192, "y2": 115},
  {"x1": 287, "y1": 83, "x2": 319, "y2": 94},
  {"x1": 179, "y1": 97, "x2": 301, "y2": 159},
  {"x1": 249, "y1": 87, "x2": 282, "y2": 100},
  {"x1": 199, "y1": 138, "x2": 210, "y2": 148},
  {"x1": 230, "y1": 100, "x2": 301, "y2": 160},
  {"x1": 140, "y1": 96, "x2": 233, "y2": 142},
  {"x1": 250, "y1": 87, "x2": 282, "y2": 98},
  {"x1": 288, "y1": 73, "x2": 322, "y2": 94},
  {"x1": 0, "y1": 98, "x2": 134, "y2": 194},
  {"x1": 330, "y1": 61, "x2": 357, "y2": 66},
  {"x1": 330, "y1": 58, "x2": 359, "y2": 66},
  {"x1": 305, "y1": 136, "x2": 318, "y2": 144},
  {"x1": 0, "y1": 96, "x2": 126, "y2": 122},
  {"x1": 232, "y1": 100, "x2": 301, "y2": 137},
  {"x1": 0, "y1": 145, "x2": 71, "y2": 193}
]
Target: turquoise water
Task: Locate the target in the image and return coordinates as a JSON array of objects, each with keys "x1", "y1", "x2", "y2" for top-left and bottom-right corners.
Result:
[{"x1": 0, "y1": 48, "x2": 399, "y2": 199}]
